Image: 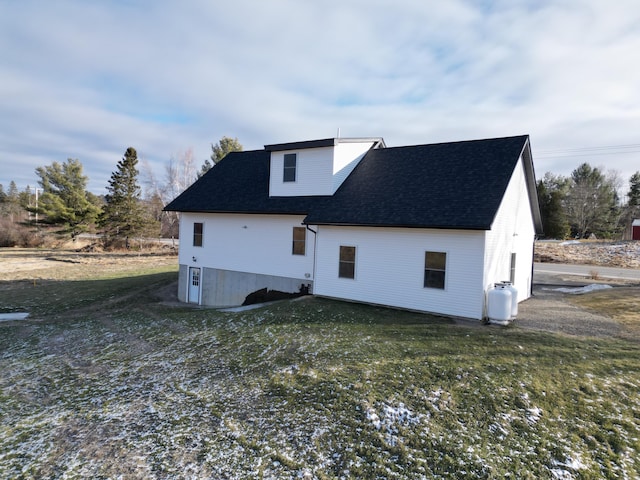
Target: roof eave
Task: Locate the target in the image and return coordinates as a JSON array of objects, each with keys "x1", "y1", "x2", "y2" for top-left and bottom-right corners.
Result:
[
  {"x1": 520, "y1": 137, "x2": 544, "y2": 235},
  {"x1": 265, "y1": 137, "x2": 385, "y2": 152},
  {"x1": 165, "y1": 208, "x2": 313, "y2": 215},
  {"x1": 302, "y1": 220, "x2": 490, "y2": 230}
]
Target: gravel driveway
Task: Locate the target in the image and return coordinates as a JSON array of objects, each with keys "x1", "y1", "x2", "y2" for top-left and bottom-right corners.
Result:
[{"x1": 515, "y1": 285, "x2": 622, "y2": 338}]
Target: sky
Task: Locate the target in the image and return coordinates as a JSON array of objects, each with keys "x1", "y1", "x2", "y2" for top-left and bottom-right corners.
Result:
[{"x1": 1, "y1": 0, "x2": 639, "y2": 196}]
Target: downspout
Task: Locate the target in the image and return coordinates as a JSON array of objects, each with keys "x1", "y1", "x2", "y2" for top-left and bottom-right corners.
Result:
[
  {"x1": 306, "y1": 224, "x2": 318, "y2": 293},
  {"x1": 531, "y1": 234, "x2": 538, "y2": 297}
]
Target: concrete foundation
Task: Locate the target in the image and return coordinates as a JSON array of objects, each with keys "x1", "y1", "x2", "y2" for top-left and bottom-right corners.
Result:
[
  {"x1": 178, "y1": 264, "x2": 188, "y2": 302},
  {"x1": 178, "y1": 264, "x2": 312, "y2": 307}
]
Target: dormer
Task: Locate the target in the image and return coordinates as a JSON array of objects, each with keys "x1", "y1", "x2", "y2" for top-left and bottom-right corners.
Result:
[{"x1": 265, "y1": 137, "x2": 385, "y2": 197}]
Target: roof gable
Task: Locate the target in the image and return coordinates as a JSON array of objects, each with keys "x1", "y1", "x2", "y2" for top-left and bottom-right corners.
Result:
[{"x1": 304, "y1": 135, "x2": 533, "y2": 230}]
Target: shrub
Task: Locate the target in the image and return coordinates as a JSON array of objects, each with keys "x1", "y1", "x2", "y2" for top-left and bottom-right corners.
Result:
[{"x1": 0, "y1": 218, "x2": 49, "y2": 247}]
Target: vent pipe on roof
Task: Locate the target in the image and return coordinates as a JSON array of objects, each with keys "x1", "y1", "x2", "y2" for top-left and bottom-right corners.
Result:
[{"x1": 337, "y1": 128, "x2": 340, "y2": 139}]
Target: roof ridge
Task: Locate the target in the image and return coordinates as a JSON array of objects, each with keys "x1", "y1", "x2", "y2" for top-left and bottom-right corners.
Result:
[{"x1": 381, "y1": 134, "x2": 529, "y2": 151}]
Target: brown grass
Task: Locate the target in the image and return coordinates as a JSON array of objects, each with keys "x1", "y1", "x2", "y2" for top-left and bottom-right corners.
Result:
[
  {"x1": 0, "y1": 247, "x2": 177, "y2": 282},
  {"x1": 568, "y1": 287, "x2": 640, "y2": 339}
]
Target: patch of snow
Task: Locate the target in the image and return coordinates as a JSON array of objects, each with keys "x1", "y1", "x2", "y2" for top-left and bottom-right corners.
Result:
[
  {"x1": 365, "y1": 407, "x2": 381, "y2": 430},
  {"x1": 0, "y1": 312, "x2": 29, "y2": 322},
  {"x1": 365, "y1": 402, "x2": 425, "y2": 446},
  {"x1": 550, "y1": 468, "x2": 574, "y2": 479},
  {"x1": 280, "y1": 365, "x2": 299, "y2": 375},
  {"x1": 489, "y1": 422, "x2": 509, "y2": 438},
  {"x1": 560, "y1": 240, "x2": 581, "y2": 245},
  {"x1": 219, "y1": 301, "x2": 280, "y2": 312},
  {"x1": 526, "y1": 407, "x2": 543, "y2": 425},
  {"x1": 381, "y1": 403, "x2": 422, "y2": 428},
  {"x1": 551, "y1": 455, "x2": 587, "y2": 478},
  {"x1": 551, "y1": 284, "x2": 613, "y2": 295}
]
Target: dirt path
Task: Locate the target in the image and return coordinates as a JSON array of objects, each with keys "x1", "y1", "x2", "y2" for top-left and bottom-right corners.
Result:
[{"x1": 516, "y1": 286, "x2": 623, "y2": 338}]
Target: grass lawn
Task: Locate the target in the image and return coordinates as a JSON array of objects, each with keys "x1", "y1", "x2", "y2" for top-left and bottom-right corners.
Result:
[{"x1": 0, "y1": 260, "x2": 639, "y2": 479}]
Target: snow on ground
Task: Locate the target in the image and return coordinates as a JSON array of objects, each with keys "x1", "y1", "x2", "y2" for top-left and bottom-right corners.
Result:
[
  {"x1": 0, "y1": 312, "x2": 29, "y2": 322},
  {"x1": 365, "y1": 402, "x2": 426, "y2": 446},
  {"x1": 1, "y1": 256, "x2": 638, "y2": 479},
  {"x1": 535, "y1": 241, "x2": 640, "y2": 268},
  {"x1": 549, "y1": 284, "x2": 613, "y2": 294},
  {"x1": 551, "y1": 455, "x2": 587, "y2": 479}
]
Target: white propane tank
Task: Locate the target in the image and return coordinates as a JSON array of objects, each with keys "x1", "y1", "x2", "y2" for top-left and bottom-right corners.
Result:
[
  {"x1": 499, "y1": 281, "x2": 518, "y2": 319},
  {"x1": 488, "y1": 284, "x2": 512, "y2": 325}
]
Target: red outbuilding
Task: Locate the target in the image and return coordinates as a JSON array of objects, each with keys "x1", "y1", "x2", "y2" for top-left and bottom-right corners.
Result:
[{"x1": 633, "y1": 219, "x2": 640, "y2": 240}]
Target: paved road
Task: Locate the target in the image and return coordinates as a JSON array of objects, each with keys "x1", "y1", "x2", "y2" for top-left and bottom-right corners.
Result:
[{"x1": 534, "y1": 262, "x2": 640, "y2": 282}]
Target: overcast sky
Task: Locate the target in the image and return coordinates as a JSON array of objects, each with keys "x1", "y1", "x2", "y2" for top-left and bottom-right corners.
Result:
[{"x1": 1, "y1": 0, "x2": 639, "y2": 196}]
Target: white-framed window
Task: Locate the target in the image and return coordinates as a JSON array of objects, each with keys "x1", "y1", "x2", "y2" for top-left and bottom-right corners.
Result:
[
  {"x1": 424, "y1": 251, "x2": 446, "y2": 289},
  {"x1": 510, "y1": 253, "x2": 516, "y2": 283},
  {"x1": 339, "y1": 245, "x2": 356, "y2": 279},
  {"x1": 193, "y1": 222, "x2": 203, "y2": 247},
  {"x1": 292, "y1": 227, "x2": 306, "y2": 255},
  {"x1": 283, "y1": 153, "x2": 297, "y2": 182}
]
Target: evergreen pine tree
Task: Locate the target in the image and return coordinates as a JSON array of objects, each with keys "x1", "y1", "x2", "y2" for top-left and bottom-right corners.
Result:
[
  {"x1": 628, "y1": 172, "x2": 640, "y2": 208},
  {"x1": 624, "y1": 171, "x2": 640, "y2": 235},
  {"x1": 199, "y1": 136, "x2": 243, "y2": 177},
  {"x1": 7, "y1": 181, "x2": 19, "y2": 202},
  {"x1": 100, "y1": 147, "x2": 156, "y2": 245},
  {"x1": 34, "y1": 159, "x2": 100, "y2": 236},
  {"x1": 5, "y1": 181, "x2": 22, "y2": 222},
  {"x1": 537, "y1": 176, "x2": 570, "y2": 239}
]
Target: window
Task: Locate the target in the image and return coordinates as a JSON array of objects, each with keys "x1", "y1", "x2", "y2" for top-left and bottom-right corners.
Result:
[
  {"x1": 339, "y1": 246, "x2": 356, "y2": 279},
  {"x1": 424, "y1": 251, "x2": 446, "y2": 289},
  {"x1": 193, "y1": 222, "x2": 203, "y2": 247},
  {"x1": 283, "y1": 153, "x2": 297, "y2": 182},
  {"x1": 292, "y1": 227, "x2": 306, "y2": 255},
  {"x1": 510, "y1": 253, "x2": 516, "y2": 283}
]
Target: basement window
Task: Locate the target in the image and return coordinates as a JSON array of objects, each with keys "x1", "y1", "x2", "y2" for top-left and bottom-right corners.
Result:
[
  {"x1": 339, "y1": 246, "x2": 356, "y2": 279},
  {"x1": 193, "y1": 222, "x2": 203, "y2": 247},
  {"x1": 283, "y1": 153, "x2": 297, "y2": 182},
  {"x1": 424, "y1": 251, "x2": 446, "y2": 289},
  {"x1": 292, "y1": 227, "x2": 306, "y2": 255}
]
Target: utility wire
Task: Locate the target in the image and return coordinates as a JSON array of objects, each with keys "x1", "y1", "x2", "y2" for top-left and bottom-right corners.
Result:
[{"x1": 536, "y1": 143, "x2": 640, "y2": 158}]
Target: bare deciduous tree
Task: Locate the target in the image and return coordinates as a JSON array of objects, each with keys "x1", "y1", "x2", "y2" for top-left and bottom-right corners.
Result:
[{"x1": 141, "y1": 148, "x2": 198, "y2": 239}]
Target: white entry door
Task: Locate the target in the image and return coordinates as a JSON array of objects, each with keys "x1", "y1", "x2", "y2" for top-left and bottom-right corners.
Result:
[{"x1": 188, "y1": 267, "x2": 201, "y2": 304}]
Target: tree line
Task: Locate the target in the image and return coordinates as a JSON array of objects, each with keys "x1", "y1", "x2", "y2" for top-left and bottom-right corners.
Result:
[
  {"x1": 2, "y1": 142, "x2": 637, "y2": 247},
  {"x1": 537, "y1": 163, "x2": 640, "y2": 239},
  {"x1": 0, "y1": 137, "x2": 242, "y2": 248}
]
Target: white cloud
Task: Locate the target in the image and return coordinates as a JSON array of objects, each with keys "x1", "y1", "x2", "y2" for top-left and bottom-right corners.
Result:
[{"x1": 1, "y1": 0, "x2": 639, "y2": 194}]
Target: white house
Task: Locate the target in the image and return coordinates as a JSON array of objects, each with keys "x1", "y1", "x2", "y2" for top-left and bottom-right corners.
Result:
[{"x1": 164, "y1": 135, "x2": 543, "y2": 321}]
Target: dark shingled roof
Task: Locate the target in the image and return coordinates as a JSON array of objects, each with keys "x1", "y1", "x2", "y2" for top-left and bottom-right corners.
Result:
[
  {"x1": 165, "y1": 135, "x2": 541, "y2": 232},
  {"x1": 163, "y1": 149, "x2": 332, "y2": 215}
]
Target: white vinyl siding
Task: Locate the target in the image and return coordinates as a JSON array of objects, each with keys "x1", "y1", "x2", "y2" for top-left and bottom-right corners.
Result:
[
  {"x1": 269, "y1": 140, "x2": 377, "y2": 197},
  {"x1": 269, "y1": 147, "x2": 334, "y2": 196},
  {"x1": 484, "y1": 156, "x2": 536, "y2": 302},
  {"x1": 179, "y1": 213, "x2": 315, "y2": 281},
  {"x1": 314, "y1": 226, "x2": 486, "y2": 319}
]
